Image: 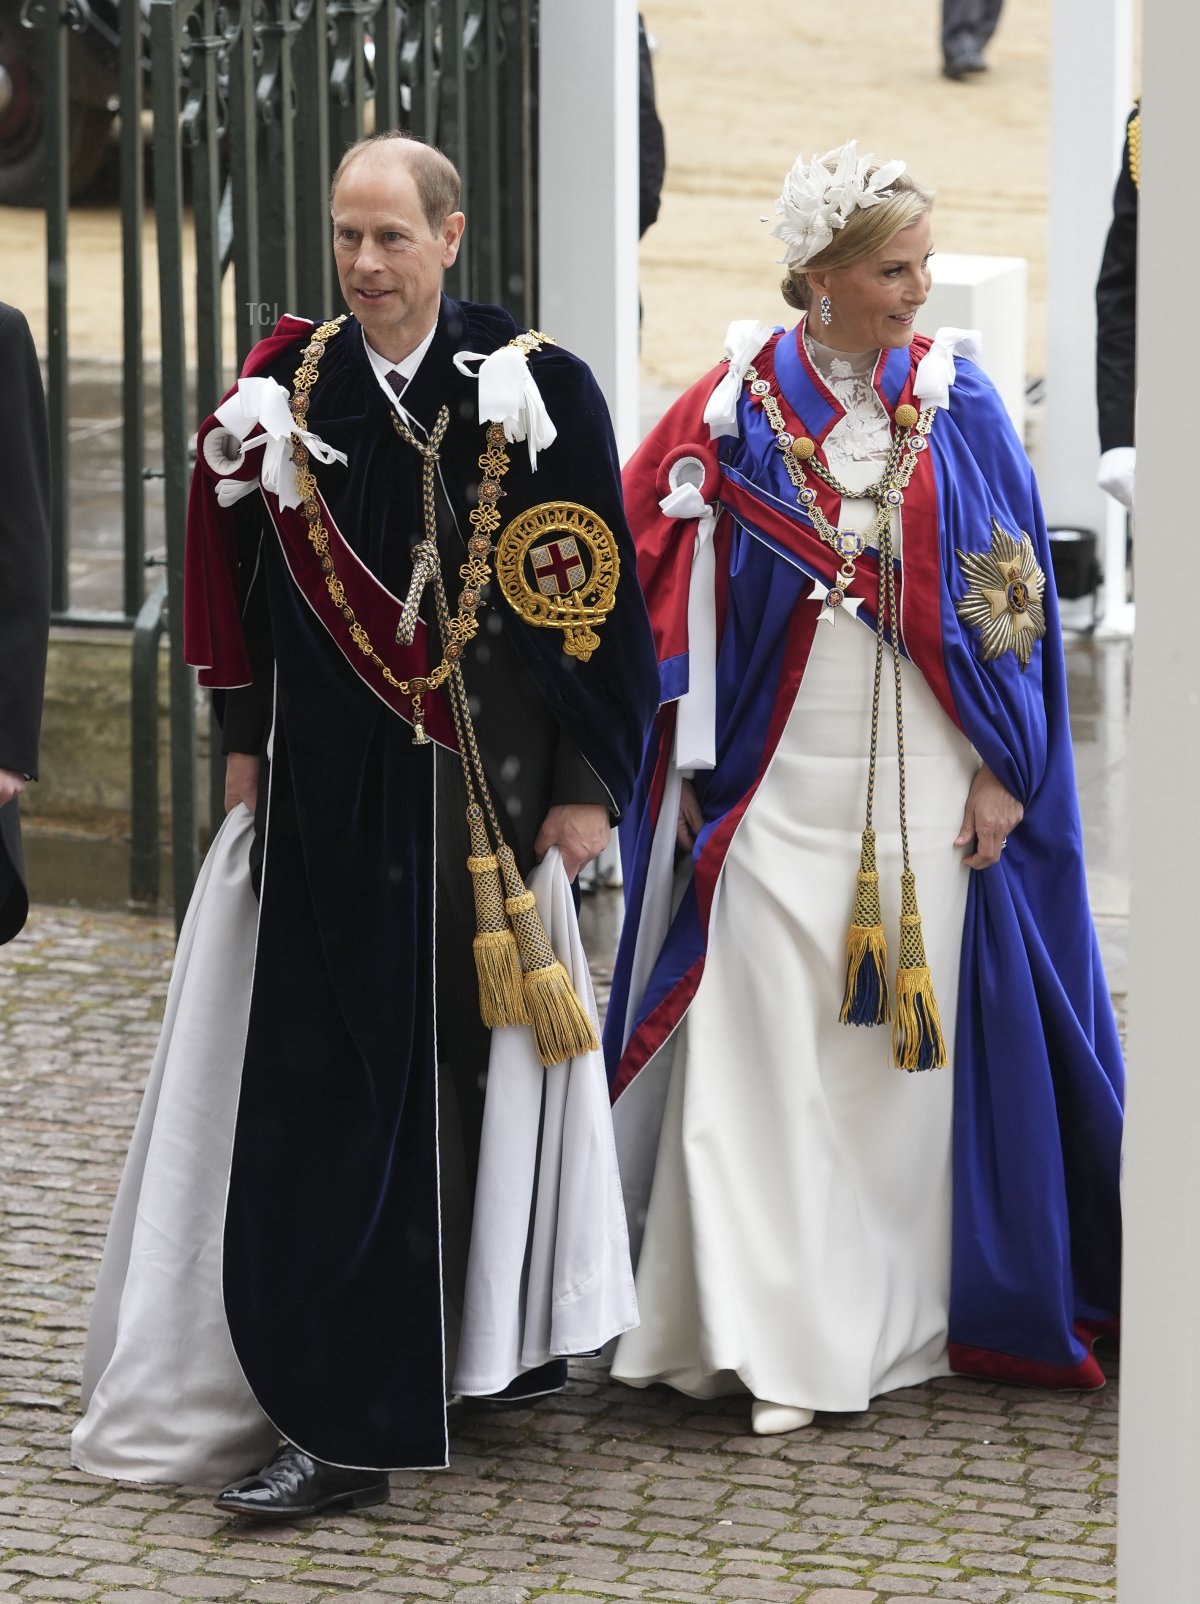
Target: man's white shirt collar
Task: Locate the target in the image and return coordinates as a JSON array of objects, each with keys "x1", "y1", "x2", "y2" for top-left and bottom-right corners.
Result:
[{"x1": 363, "y1": 319, "x2": 438, "y2": 419}]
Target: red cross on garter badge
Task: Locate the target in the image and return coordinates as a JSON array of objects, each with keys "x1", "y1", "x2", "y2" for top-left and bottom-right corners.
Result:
[{"x1": 531, "y1": 536, "x2": 587, "y2": 597}]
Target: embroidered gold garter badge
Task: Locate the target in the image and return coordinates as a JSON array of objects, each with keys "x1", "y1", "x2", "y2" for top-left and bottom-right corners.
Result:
[
  {"x1": 495, "y1": 501, "x2": 619, "y2": 661},
  {"x1": 955, "y1": 517, "x2": 1047, "y2": 672}
]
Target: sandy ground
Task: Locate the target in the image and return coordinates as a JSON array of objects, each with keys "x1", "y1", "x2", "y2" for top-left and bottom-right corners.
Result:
[
  {"x1": 637, "y1": 0, "x2": 1056, "y2": 392},
  {"x1": 0, "y1": 0, "x2": 1132, "y2": 388}
]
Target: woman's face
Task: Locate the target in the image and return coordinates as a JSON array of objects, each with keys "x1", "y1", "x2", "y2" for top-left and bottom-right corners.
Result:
[{"x1": 812, "y1": 212, "x2": 934, "y2": 353}]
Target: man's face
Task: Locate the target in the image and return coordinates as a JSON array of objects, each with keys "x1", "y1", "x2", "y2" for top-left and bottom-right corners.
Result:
[{"x1": 331, "y1": 154, "x2": 465, "y2": 360}]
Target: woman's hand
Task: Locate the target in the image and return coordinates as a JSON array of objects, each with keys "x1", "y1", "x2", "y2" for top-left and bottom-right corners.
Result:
[
  {"x1": 224, "y1": 752, "x2": 260, "y2": 816},
  {"x1": 954, "y1": 763, "x2": 1024, "y2": 869},
  {"x1": 677, "y1": 777, "x2": 704, "y2": 853}
]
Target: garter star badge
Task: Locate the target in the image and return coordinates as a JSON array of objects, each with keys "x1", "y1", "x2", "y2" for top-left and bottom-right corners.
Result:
[
  {"x1": 496, "y1": 501, "x2": 620, "y2": 661},
  {"x1": 955, "y1": 517, "x2": 1047, "y2": 671}
]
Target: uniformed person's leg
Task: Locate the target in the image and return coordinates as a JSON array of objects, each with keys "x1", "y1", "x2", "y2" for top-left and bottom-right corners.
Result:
[
  {"x1": 978, "y1": 0, "x2": 1003, "y2": 50},
  {"x1": 942, "y1": 0, "x2": 995, "y2": 74}
]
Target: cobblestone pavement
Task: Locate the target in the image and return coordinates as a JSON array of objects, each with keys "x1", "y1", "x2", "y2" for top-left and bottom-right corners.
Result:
[{"x1": 1, "y1": 905, "x2": 1119, "y2": 1604}]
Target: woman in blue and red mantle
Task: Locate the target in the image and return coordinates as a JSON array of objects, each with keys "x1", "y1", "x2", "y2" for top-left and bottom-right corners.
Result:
[{"x1": 604, "y1": 144, "x2": 1124, "y2": 1434}]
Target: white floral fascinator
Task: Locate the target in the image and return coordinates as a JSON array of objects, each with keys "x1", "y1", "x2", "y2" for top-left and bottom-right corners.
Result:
[{"x1": 768, "y1": 140, "x2": 907, "y2": 267}]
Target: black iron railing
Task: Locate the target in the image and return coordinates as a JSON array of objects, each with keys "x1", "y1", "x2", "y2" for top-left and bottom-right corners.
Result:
[{"x1": 25, "y1": 0, "x2": 538, "y2": 922}]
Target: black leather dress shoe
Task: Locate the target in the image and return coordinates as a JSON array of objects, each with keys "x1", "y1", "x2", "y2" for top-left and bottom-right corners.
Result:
[{"x1": 214, "y1": 1443, "x2": 389, "y2": 1519}]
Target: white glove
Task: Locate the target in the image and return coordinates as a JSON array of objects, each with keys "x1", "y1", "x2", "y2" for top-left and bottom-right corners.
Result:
[{"x1": 1097, "y1": 446, "x2": 1136, "y2": 511}]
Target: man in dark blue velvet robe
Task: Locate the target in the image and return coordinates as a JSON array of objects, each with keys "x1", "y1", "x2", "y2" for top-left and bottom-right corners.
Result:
[{"x1": 183, "y1": 133, "x2": 656, "y2": 1517}]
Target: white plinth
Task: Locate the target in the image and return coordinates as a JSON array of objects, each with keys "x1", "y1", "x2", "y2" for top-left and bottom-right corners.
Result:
[{"x1": 920, "y1": 253, "x2": 1027, "y2": 442}]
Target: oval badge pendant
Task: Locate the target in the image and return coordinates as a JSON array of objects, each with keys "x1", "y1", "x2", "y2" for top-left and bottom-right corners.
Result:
[{"x1": 495, "y1": 501, "x2": 620, "y2": 661}]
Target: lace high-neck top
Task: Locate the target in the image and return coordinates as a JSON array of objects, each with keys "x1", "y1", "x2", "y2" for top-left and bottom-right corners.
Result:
[
  {"x1": 799, "y1": 325, "x2": 900, "y2": 560},
  {"x1": 803, "y1": 328, "x2": 892, "y2": 468}
]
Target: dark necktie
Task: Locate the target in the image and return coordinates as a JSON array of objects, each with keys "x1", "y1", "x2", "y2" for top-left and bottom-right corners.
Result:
[{"x1": 385, "y1": 368, "x2": 408, "y2": 399}]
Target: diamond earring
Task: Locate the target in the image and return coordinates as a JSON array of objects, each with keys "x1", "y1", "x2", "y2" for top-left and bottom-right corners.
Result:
[{"x1": 819, "y1": 294, "x2": 832, "y2": 327}]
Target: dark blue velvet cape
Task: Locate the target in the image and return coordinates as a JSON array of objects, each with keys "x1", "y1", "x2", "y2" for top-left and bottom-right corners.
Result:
[{"x1": 185, "y1": 299, "x2": 657, "y2": 1468}]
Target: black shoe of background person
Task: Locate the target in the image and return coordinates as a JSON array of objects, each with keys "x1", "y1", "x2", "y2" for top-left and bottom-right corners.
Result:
[
  {"x1": 943, "y1": 49, "x2": 987, "y2": 79},
  {"x1": 214, "y1": 1442, "x2": 389, "y2": 1519}
]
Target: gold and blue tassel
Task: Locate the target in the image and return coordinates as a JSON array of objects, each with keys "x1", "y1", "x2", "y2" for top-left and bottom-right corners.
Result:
[
  {"x1": 891, "y1": 869, "x2": 947, "y2": 1071},
  {"x1": 840, "y1": 826, "x2": 890, "y2": 1026}
]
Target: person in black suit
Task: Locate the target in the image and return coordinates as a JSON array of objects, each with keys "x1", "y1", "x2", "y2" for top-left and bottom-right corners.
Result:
[
  {"x1": 1095, "y1": 104, "x2": 1138, "y2": 510},
  {"x1": 638, "y1": 15, "x2": 665, "y2": 241},
  {"x1": 0, "y1": 302, "x2": 52, "y2": 947}
]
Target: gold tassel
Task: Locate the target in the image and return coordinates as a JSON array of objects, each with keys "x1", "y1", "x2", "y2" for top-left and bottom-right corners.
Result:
[
  {"x1": 891, "y1": 869, "x2": 947, "y2": 1071},
  {"x1": 466, "y1": 806, "x2": 527, "y2": 1027},
  {"x1": 496, "y1": 843, "x2": 599, "y2": 1067},
  {"x1": 840, "y1": 826, "x2": 890, "y2": 1026},
  {"x1": 522, "y1": 960, "x2": 601, "y2": 1069}
]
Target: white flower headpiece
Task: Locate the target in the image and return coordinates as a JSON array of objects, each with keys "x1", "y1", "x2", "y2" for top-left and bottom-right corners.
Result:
[{"x1": 767, "y1": 140, "x2": 907, "y2": 268}]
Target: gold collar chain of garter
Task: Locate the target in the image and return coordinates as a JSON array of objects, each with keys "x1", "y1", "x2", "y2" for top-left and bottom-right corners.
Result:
[
  {"x1": 287, "y1": 317, "x2": 597, "y2": 1068},
  {"x1": 290, "y1": 314, "x2": 504, "y2": 746},
  {"x1": 740, "y1": 358, "x2": 946, "y2": 1072}
]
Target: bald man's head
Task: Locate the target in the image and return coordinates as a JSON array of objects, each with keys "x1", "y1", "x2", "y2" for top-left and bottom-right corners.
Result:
[
  {"x1": 330, "y1": 132, "x2": 465, "y2": 362},
  {"x1": 330, "y1": 134, "x2": 462, "y2": 233}
]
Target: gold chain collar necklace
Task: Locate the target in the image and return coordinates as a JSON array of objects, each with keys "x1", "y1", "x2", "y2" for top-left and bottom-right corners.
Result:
[
  {"x1": 744, "y1": 358, "x2": 935, "y2": 615},
  {"x1": 289, "y1": 314, "x2": 509, "y2": 743}
]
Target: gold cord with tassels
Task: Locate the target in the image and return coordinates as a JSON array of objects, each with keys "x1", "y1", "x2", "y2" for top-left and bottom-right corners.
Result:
[
  {"x1": 838, "y1": 519, "x2": 892, "y2": 1028},
  {"x1": 289, "y1": 324, "x2": 597, "y2": 1066},
  {"x1": 745, "y1": 356, "x2": 945, "y2": 1070},
  {"x1": 879, "y1": 526, "x2": 946, "y2": 1070},
  {"x1": 430, "y1": 539, "x2": 599, "y2": 1066}
]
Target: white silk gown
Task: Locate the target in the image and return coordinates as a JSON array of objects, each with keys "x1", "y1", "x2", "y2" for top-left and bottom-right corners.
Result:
[{"x1": 610, "y1": 338, "x2": 978, "y2": 1413}]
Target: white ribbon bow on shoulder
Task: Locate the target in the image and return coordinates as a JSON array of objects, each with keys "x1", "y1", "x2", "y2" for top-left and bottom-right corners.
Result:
[
  {"x1": 204, "y1": 375, "x2": 348, "y2": 511},
  {"x1": 454, "y1": 345, "x2": 558, "y2": 470},
  {"x1": 913, "y1": 326, "x2": 984, "y2": 411},
  {"x1": 702, "y1": 319, "x2": 775, "y2": 440}
]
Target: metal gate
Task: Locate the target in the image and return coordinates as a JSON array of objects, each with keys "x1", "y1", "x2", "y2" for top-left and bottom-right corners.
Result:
[{"x1": 24, "y1": 0, "x2": 538, "y2": 922}]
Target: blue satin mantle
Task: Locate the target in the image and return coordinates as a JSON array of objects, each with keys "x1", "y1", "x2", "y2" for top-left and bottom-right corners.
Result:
[{"x1": 606, "y1": 326, "x2": 1123, "y2": 1385}]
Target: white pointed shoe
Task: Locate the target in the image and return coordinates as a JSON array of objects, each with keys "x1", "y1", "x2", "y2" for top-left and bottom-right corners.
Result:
[{"x1": 751, "y1": 1400, "x2": 815, "y2": 1435}]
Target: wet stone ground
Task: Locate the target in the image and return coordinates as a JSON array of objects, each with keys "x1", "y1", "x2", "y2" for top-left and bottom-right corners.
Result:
[{"x1": 0, "y1": 902, "x2": 1121, "y2": 1604}]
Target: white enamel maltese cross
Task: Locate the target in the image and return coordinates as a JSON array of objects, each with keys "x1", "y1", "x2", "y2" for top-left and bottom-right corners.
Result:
[{"x1": 810, "y1": 577, "x2": 864, "y2": 627}]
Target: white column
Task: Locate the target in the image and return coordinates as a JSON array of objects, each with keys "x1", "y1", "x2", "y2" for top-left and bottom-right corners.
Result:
[
  {"x1": 537, "y1": 0, "x2": 640, "y2": 461},
  {"x1": 1040, "y1": 0, "x2": 1132, "y2": 632},
  {"x1": 1117, "y1": 43, "x2": 1200, "y2": 1604}
]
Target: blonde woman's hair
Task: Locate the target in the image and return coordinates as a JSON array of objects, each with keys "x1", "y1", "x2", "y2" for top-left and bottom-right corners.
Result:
[{"x1": 781, "y1": 165, "x2": 934, "y2": 312}]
